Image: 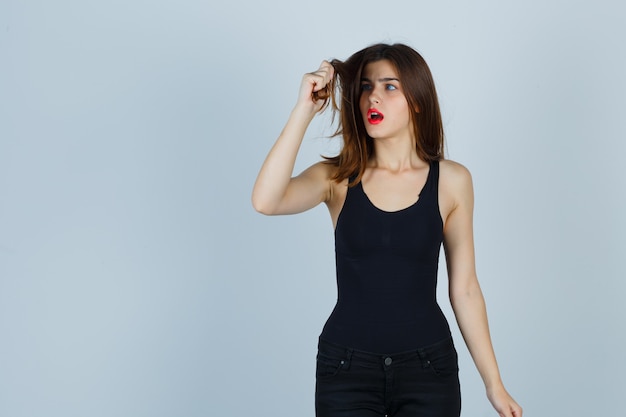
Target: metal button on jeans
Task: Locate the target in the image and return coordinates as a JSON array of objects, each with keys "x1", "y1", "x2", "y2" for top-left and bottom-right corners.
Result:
[{"x1": 384, "y1": 357, "x2": 392, "y2": 366}]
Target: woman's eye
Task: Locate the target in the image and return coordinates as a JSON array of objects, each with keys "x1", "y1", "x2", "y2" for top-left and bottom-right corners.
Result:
[
  {"x1": 361, "y1": 84, "x2": 372, "y2": 91},
  {"x1": 385, "y1": 84, "x2": 397, "y2": 91}
]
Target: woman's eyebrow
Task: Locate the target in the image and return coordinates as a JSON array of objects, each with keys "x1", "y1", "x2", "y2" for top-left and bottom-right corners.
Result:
[{"x1": 360, "y1": 77, "x2": 400, "y2": 82}]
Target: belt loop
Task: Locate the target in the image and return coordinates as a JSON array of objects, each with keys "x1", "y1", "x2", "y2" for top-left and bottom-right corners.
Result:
[
  {"x1": 417, "y1": 348, "x2": 429, "y2": 369},
  {"x1": 344, "y1": 348, "x2": 353, "y2": 370}
]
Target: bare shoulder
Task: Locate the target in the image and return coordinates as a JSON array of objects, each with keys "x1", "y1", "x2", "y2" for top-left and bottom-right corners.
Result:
[
  {"x1": 439, "y1": 159, "x2": 474, "y2": 220},
  {"x1": 439, "y1": 159, "x2": 472, "y2": 186}
]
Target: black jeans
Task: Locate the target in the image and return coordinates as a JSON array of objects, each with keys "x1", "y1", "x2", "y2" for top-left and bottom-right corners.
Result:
[{"x1": 315, "y1": 337, "x2": 461, "y2": 417}]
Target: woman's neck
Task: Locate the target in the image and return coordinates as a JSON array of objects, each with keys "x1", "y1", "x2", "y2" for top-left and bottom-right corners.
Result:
[{"x1": 369, "y1": 136, "x2": 425, "y2": 172}]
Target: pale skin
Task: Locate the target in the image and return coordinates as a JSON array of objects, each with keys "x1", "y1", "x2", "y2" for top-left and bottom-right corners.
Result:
[{"x1": 252, "y1": 59, "x2": 522, "y2": 417}]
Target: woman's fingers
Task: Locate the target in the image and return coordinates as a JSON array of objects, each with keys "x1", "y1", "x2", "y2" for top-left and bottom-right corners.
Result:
[
  {"x1": 309, "y1": 60, "x2": 334, "y2": 92},
  {"x1": 312, "y1": 61, "x2": 335, "y2": 103},
  {"x1": 297, "y1": 60, "x2": 335, "y2": 110}
]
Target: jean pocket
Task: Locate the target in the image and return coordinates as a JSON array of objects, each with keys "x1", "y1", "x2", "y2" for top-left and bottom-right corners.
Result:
[
  {"x1": 424, "y1": 343, "x2": 459, "y2": 378},
  {"x1": 316, "y1": 351, "x2": 348, "y2": 381}
]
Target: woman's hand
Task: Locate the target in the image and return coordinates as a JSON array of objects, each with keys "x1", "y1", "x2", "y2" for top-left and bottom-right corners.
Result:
[
  {"x1": 487, "y1": 385, "x2": 523, "y2": 417},
  {"x1": 296, "y1": 60, "x2": 335, "y2": 114}
]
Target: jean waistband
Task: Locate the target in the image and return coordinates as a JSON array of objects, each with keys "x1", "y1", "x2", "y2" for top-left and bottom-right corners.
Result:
[{"x1": 318, "y1": 336, "x2": 455, "y2": 366}]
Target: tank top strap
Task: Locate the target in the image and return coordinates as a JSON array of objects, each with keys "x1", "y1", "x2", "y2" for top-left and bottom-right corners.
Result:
[
  {"x1": 420, "y1": 160, "x2": 439, "y2": 198},
  {"x1": 341, "y1": 173, "x2": 362, "y2": 210}
]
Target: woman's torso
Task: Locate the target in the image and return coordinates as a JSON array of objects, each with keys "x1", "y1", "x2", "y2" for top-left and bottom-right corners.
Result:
[{"x1": 320, "y1": 161, "x2": 451, "y2": 353}]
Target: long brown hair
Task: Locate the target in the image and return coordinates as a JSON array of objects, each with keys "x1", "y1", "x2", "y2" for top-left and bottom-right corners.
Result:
[{"x1": 321, "y1": 43, "x2": 445, "y2": 185}]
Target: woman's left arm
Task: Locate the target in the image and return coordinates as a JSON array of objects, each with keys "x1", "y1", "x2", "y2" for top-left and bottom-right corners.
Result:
[{"x1": 441, "y1": 162, "x2": 522, "y2": 417}]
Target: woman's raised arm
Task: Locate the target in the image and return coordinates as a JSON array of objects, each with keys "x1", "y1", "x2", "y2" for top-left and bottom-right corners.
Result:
[{"x1": 252, "y1": 61, "x2": 334, "y2": 215}]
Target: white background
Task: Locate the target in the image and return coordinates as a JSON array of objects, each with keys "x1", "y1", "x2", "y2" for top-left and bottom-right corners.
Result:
[{"x1": 1, "y1": 0, "x2": 625, "y2": 416}]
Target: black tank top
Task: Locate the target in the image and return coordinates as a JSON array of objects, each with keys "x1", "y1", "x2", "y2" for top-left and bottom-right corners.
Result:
[{"x1": 320, "y1": 161, "x2": 451, "y2": 353}]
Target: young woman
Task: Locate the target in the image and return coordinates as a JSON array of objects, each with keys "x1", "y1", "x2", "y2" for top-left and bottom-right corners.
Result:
[{"x1": 252, "y1": 43, "x2": 522, "y2": 417}]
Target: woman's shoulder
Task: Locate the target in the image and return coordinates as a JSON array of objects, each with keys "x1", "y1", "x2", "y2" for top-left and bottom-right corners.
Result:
[
  {"x1": 438, "y1": 159, "x2": 474, "y2": 197},
  {"x1": 437, "y1": 159, "x2": 475, "y2": 221},
  {"x1": 439, "y1": 159, "x2": 472, "y2": 182}
]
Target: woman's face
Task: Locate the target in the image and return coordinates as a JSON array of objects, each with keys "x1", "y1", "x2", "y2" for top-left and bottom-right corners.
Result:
[{"x1": 359, "y1": 59, "x2": 414, "y2": 142}]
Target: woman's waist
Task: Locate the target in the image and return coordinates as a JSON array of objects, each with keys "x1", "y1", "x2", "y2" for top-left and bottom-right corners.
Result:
[
  {"x1": 330, "y1": 298, "x2": 441, "y2": 321},
  {"x1": 320, "y1": 306, "x2": 451, "y2": 353}
]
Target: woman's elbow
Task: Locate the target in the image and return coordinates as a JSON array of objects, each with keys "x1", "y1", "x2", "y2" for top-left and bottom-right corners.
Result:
[
  {"x1": 252, "y1": 189, "x2": 286, "y2": 215},
  {"x1": 449, "y1": 278, "x2": 482, "y2": 302},
  {"x1": 251, "y1": 196, "x2": 277, "y2": 215}
]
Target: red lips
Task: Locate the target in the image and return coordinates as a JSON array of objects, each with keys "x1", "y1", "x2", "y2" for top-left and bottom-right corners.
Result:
[{"x1": 367, "y1": 108, "x2": 384, "y2": 125}]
